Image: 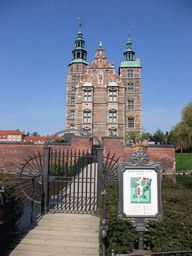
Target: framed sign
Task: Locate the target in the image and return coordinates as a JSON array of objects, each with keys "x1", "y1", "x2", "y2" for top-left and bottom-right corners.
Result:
[{"x1": 117, "y1": 149, "x2": 164, "y2": 231}]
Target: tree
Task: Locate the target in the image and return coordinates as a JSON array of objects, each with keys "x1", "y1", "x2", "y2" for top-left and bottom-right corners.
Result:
[
  {"x1": 127, "y1": 131, "x2": 140, "y2": 144},
  {"x1": 26, "y1": 131, "x2": 30, "y2": 136},
  {"x1": 126, "y1": 129, "x2": 150, "y2": 144},
  {"x1": 169, "y1": 102, "x2": 192, "y2": 152},
  {"x1": 154, "y1": 129, "x2": 166, "y2": 144},
  {"x1": 31, "y1": 131, "x2": 40, "y2": 136}
]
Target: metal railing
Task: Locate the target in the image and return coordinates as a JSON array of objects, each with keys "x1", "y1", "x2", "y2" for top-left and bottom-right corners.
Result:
[{"x1": 0, "y1": 174, "x2": 43, "y2": 235}]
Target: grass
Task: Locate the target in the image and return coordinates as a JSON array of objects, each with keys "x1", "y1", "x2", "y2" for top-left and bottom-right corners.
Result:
[{"x1": 175, "y1": 153, "x2": 192, "y2": 172}]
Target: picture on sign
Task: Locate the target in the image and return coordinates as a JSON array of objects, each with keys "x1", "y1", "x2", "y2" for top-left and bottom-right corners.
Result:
[
  {"x1": 123, "y1": 169, "x2": 158, "y2": 216},
  {"x1": 130, "y1": 177, "x2": 152, "y2": 204}
]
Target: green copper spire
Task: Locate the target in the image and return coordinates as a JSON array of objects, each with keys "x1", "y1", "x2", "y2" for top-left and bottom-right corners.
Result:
[
  {"x1": 70, "y1": 20, "x2": 88, "y2": 65},
  {"x1": 120, "y1": 30, "x2": 141, "y2": 68},
  {"x1": 123, "y1": 38, "x2": 135, "y2": 61}
]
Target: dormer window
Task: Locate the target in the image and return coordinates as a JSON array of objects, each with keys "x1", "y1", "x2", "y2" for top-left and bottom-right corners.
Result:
[
  {"x1": 109, "y1": 110, "x2": 117, "y2": 123},
  {"x1": 84, "y1": 89, "x2": 91, "y2": 102},
  {"x1": 109, "y1": 89, "x2": 117, "y2": 102},
  {"x1": 83, "y1": 110, "x2": 91, "y2": 123}
]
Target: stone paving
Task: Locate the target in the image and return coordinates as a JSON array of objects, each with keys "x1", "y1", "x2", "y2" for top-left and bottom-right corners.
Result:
[{"x1": 7, "y1": 213, "x2": 100, "y2": 256}]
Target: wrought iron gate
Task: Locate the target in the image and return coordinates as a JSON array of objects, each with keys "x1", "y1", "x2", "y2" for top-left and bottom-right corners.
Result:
[
  {"x1": 42, "y1": 128, "x2": 103, "y2": 214},
  {"x1": 48, "y1": 149, "x2": 99, "y2": 214},
  {"x1": 18, "y1": 129, "x2": 121, "y2": 216}
]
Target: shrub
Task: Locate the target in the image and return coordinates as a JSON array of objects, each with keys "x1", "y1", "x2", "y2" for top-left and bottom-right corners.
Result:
[
  {"x1": 0, "y1": 174, "x2": 23, "y2": 250},
  {"x1": 100, "y1": 182, "x2": 138, "y2": 255},
  {"x1": 51, "y1": 155, "x2": 92, "y2": 176},
  {"x1": 100, "y1": 181, "x2": 192, "y2": 255},
  {"x1": 145, "y1": 182, "x2": 192, "y2": 251}
]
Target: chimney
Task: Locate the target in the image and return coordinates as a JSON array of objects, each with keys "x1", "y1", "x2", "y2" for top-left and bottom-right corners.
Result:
[{"x1": 136, "y1": 57, "x2": 140, "y2": 65}]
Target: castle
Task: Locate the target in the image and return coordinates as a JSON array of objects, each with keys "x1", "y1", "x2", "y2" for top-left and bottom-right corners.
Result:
[{"x1": 65, "y1": 25, "x2": 142, "y2": 141}]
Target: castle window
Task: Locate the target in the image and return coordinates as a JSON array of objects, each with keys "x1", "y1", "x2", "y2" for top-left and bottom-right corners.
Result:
[
  {"x1": 128, "y1": 99, "x2": 134, "y2": 110},
  {"x1": 128, "y1": 83, "x2": 133, "y2": 93},
  {"x1": 83, "y1": 110, "x2": 91, "y2": 123},
  {"x1": 128, "y1": 69, "x2": 133, "y2": 78},
  {"x1": 71, "y1": 86, "x2": 76, "y2": 94},
  {"x1": 92, "y1": 70, "x2": 96, "y2": 74},
  {"x1": 109, "y1": 110, "x2": 117, "y2": 123},
  {"x1": 109, "y1": 89, "x2": 117, "y2": 102},
  {"x1": 71, "y1": 110, "x2": 75, "y2": 119},
  {"x1": 71, "y1": 97, "x2": 75, "y2": 105},
  {"x1": 84, "y1": 89, "x2": 91, "y2": 101},
  {"x1": 77, "y1": 52, "x2": 80, "y2": 58},
  {"x1": 109, "y1": 128, "x2": 117, "y2": 137},
  {"x1": 105, "y1": 70, "x2": 109, "y2": 74},
  {"x1": 128, "y1": 117, "x2": 134, "y2": 128},
  {"x1": 77, "y1": 65, "x2": 79, "y2": 71},
  {"x1": 72, "y1": 75, "x2": 76, "y2": 82}
]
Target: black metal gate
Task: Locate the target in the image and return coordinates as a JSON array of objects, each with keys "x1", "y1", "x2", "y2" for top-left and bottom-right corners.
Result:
[
  {"x1": 48, "y1": 149, "x2": 99, "y2": 214},
  {"x1": 42, "y1": 128, "x2": 103, "y2": 214},
  {"x1": 18, "y1": 129, "x2": 121, "y2": 216}
]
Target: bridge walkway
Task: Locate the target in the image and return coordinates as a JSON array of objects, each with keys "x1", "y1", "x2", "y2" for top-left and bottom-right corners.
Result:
[{"x1": 7, "y1": 213, "x2": 100, "y2": 256}]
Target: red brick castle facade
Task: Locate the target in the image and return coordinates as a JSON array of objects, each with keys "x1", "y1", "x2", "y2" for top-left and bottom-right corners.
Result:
[{"x1": 66, "y1": 25, "x2": 142, "y2": 141}]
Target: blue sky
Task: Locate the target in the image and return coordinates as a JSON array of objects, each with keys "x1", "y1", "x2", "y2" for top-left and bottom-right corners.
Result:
[{"x1": 0, "y1": 0, "x2": 191, "y2": 136}]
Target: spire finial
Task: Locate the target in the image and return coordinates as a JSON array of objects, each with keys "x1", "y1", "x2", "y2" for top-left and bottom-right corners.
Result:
[
  {"x1": 99, "y1": 41, "x2": 103, "y2": 48},
  {"x1": 78, "y1": 17, "x2": 81, "y2": 28},
  {"x1": 128, "y1": 26, "x2": 130, "y2": 39}
]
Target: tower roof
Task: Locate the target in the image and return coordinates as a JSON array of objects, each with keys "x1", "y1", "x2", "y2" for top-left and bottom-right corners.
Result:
[
  {"x1": 120, "y1": 34, "x2": 141, "y2": 68},
  {"x1": 70, "y1": 26, "x2": 88, "y2": 65}
]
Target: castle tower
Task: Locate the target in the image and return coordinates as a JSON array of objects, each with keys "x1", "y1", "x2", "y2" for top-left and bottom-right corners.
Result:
[
  {"x1": 119, "y1": 34, "x2": 142, "y2": 136},
  {"x1": 66, "y1": 25, "x2": 88, "y2": 130}
]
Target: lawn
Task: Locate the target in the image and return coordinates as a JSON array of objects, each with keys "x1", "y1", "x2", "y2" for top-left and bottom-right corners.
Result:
[{"x1": 175, "y1": 153, "x2": 192, "y2": 172}]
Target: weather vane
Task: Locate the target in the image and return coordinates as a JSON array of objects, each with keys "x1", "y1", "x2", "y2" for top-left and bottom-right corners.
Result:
[
  {"x1": 78, "y1": 17, "x2": 81, "y2": 28},
  {"x1": 128, "y1": 26, "x2": 130, "y2": 39}
]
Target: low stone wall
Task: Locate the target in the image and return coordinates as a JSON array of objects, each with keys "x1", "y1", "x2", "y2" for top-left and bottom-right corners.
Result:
[
  {"x1": 0, "y1": 137, "x2": 92, "y2": 171},
  {"x1": 102, "y1": 137, "x2": 176, "y2": 173},
  {"x1": 0, "y1": 136, "x2": 176, "y2": 173}
]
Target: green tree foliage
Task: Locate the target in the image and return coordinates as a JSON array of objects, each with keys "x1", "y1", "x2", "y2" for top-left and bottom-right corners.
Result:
[
  {"x1": 53, "y1": 138, "x2": 68, "y2": 143},
  {"x1": 127, "y1": 130, "x2": 150, "y2": 144},
  {"x1": 154, "y1": 129, "x2": 166, "y2": 144},
  {"x1": 31, "y1": 131, "x2": 40, "y2": 136},
  {"x1": 169, "y1": 102, "x2": 192, "y2": 151}
]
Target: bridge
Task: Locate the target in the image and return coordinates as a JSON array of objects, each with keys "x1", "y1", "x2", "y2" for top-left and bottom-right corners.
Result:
[{"x1": 1, "y1": 129, "x2": 119, "y2": 256}]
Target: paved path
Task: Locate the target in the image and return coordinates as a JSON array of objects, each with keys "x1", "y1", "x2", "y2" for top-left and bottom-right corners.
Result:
[{"x1": 7, "y1": 213, "x2": 100, "y2": 256}]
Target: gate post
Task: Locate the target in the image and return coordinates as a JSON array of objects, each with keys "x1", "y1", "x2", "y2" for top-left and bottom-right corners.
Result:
[
  {"x1": 96, "y1": 147, "x2": 104, "y2": 211},
  {"x1": 43, "y1": 146, "x2": 50, "y2": 214}
]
